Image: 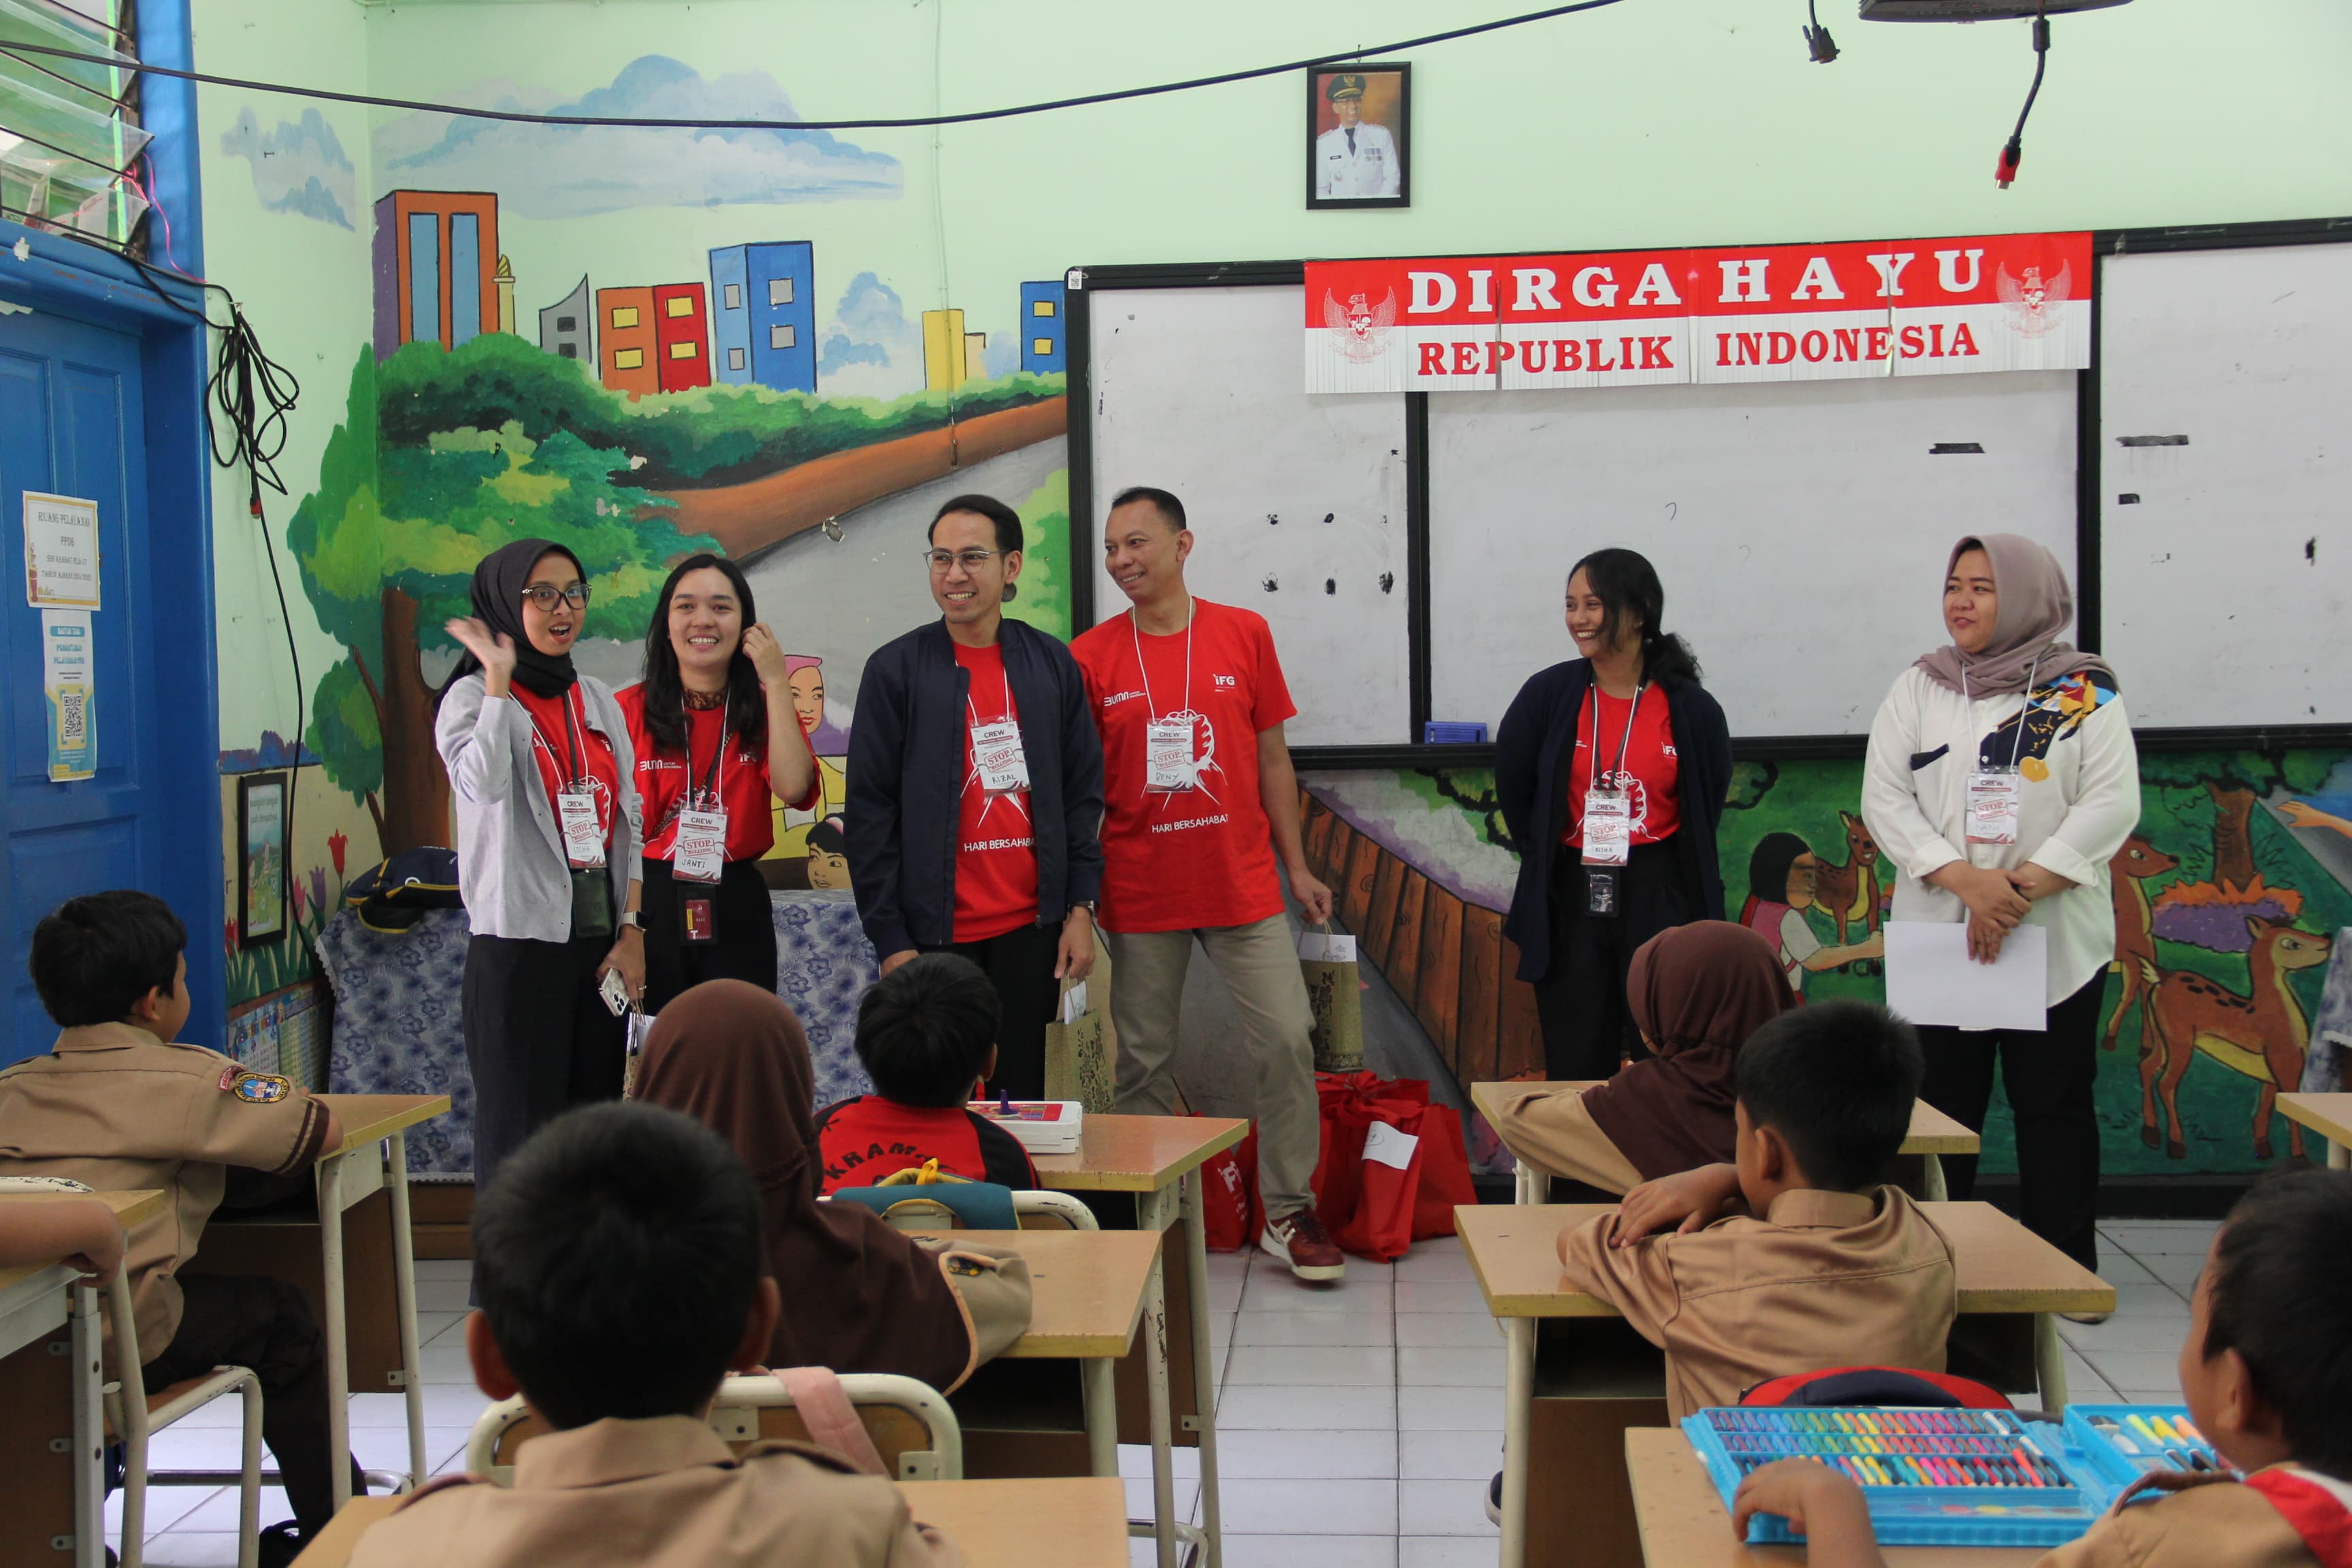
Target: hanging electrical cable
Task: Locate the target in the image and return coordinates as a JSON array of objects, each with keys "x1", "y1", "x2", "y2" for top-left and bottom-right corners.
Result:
[
  {"x1": 1995, "y1": 5, "x2": 2051, "y2": 189},
  {"x1": 1802, "y1": 0, "x2": 1840, "y2": 63},
  {"x1": 0, "y1": 0, "x2": 1630, "y2": 133}
]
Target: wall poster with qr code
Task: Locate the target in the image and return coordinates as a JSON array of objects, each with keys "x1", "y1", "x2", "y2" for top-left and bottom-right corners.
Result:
[{"x1": 40, "y1": 608, "x2": 94, "y2": 781}]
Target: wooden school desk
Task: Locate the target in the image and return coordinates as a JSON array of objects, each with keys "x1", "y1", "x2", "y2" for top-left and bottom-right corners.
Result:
[
  {"x1": 1623, "y1": 1427, "x2": 2046, "y2": 1568},
  {"x1": 2277, "y1": 1092, "x2": 2352, "y2": 1169},
  {"x1": 0, "y1": 1188, "x2": 165, "y2": 1568},
  {"x1": 1031, "y1": 1113, "x2": 1247, "y2": 1568},
  {"x1": 191, "y1": 1094, "x2": 448, "y2": 1512},
  {"x1": 1473, "y1": 1083, "x2": 1982, "y2": 1203},
  {"x1": 947, "y1": 1226, "x2": 1160, "y2": 1539},
  {"x1": 289, "y1": 1477, "x2": 1133, "y2": 1567},
  {"x1": 1463, "y1": 1200, "x2": 2114, "y2": 1568}
]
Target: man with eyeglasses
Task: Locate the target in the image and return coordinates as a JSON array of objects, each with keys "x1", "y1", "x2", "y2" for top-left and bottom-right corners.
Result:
[{"x1": 845, "y1": 494, "x2": 1105, "y2": 1101}]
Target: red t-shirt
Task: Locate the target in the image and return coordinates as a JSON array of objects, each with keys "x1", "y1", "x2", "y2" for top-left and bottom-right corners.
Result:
[
  {"x1": 1071, "y1": 600, "x2": 1295, "y2": 933},
  {"x1": 951, "y1": 642, "x2": 1039, "y2": 943},
  {"x1": 614, "y1": 684, "x2": 820, "y2": 862},
  {"x1": 811, "y1": 1097, "x2": 1040, "y2": 1193},
  {"x1": 509, "y1": 682, "x2": 623, "y2": 857},
  {"x1": 1565, "y1": 684, "x2": 1682, "y2": 847}
]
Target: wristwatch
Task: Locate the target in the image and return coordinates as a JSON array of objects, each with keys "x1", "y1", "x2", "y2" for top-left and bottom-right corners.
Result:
[
  {"x1": 1067, "y1": 900, "x2": 1098, "y2": 918},
  {"x1": 618, "y1": 911, "x2": 642, "y2": 930}
]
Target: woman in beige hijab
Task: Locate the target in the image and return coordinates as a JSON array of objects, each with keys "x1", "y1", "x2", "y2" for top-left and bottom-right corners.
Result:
[{"x1": 1861, "y1": 535, "x2": 2138, "y2": 1277}]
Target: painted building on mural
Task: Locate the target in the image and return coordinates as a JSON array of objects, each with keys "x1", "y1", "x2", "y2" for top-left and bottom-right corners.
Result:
[
  {"x1": 710, "y1": 241, "x2": 817, "y2": 393},
  {"x1": 653, "y1": 282, "x2": 711, "y2": 392},
  {"x1": 596, "y1": 284, "x2": 658, "y2": 395},
  {"x1": 1021, "y1": 280, "x2": 1066, "y2": 373},
  {"x1": 539, "y1": 275, "x2": 592, "y2": 363},
  {"x1": 370, "y1": 189, "x2": 500, "y2": 359}
]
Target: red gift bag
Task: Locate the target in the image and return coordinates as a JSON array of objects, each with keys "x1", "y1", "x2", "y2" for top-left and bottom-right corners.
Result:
[
  {"x1": 1198, "y1": 1122, "x2": 1262, "y2": 1252},
  {"x1": 1308, "y1": 1072, "x2": 1477, "y2": 1262}
]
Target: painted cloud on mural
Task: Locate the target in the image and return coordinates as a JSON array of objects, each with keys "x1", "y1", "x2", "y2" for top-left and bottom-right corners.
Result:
[
  {"x1": 218, "y1": 107, "x2": 359, "y2": 229},
  {"x1": 374, "y1": 55, "x2": 901, "y2": 218},
  {"x1": 817, "y1": 271, "x2": 926, "y2": 399}
]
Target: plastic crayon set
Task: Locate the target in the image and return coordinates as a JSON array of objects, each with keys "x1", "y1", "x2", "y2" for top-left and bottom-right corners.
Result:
[
  {"x1": 2064, "y1": 1405, "x2": 2223, "y2": 1490},
  {"x1": 1684, "y1": 1406, "x2": 2105, "y2": 1547}
]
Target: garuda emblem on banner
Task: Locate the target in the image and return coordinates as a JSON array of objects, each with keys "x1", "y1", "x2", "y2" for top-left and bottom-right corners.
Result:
[
  {"x1": 1323, "y1": 289, "x2": 1396, "y2": 362},
  {"x1": 1996, "y1": 261, "x2": 2072, "y2": 338}
]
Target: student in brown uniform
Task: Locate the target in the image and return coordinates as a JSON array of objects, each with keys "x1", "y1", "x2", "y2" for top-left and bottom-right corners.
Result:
[
  {"x1": 1486, "y1": 920, "x2": 1793, "y2": 1194},
  {"x1": 1555, "y1": 999, "x2": 1957, "y2": 1420},
  {"x1": 0, "y1": 892, "x2": 344, "y2": 1564},
  {"x1": 1731, "y1": 1169, "x2": 2352, "y2": 1568},
  {"x1": 350, "y1": 1100, "x2": 961, "y2": 1568}
]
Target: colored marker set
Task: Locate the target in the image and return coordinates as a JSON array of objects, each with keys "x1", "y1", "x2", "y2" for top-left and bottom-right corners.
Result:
[
  {"x1": 2065, "y1": 1405, "x2": 2224, "y2": 1489},
  {"x1": 1685, "y1": 1406, "x2": 2104, "y2": 1548}
]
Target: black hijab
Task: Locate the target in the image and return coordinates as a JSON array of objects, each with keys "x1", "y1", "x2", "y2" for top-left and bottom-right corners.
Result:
[{"x1": 444, "y1": 538, "x2": 585, "y2": 700}]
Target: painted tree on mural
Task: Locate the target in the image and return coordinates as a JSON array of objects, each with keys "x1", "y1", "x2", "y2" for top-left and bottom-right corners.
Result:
[
  {"x1": 2140, "y1": 749, "x2": 2334, "y2": 953},
  {"x1": 288, "y1": 348, "x2": 715, "y2": 851}
]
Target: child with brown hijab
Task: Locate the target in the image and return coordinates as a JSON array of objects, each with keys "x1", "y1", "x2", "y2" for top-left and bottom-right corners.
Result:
[
  {"x1": 634, "y1": 980, "x2": 1029, "y2": 1392},
  {"x1": 1486, "y1": 921, "x2": 1794, "y2": 1193}
]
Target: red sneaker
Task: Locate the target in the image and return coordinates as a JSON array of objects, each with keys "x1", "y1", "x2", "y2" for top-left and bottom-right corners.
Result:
[{"x1": 1260, "y1": 1208, "x2": 1346, "y2": 1282}]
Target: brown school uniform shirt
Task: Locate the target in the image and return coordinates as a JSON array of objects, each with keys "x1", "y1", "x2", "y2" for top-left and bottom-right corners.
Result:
[
  {"x1": 0, "y1": 1023, "x2": 327, "y2": 1357},
  {"x1": 2039, "y1": 1472, "x2": 2325, "y2": 1568},
  {"x1": 1556, "y1": 1185, "x2": 1957, "y2": 1419},
  {"x1": 348, "y1": 1416, "x2": 963, "y2": 1568}
]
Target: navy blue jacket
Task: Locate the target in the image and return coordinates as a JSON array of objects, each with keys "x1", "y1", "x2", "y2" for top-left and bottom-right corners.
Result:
[
  {"x1": 846, "y1": 619, "x2": 1105, "y2": 957},
  {"x1": 1494, "y1": 660, "x2": 1733, "y2": 985}
]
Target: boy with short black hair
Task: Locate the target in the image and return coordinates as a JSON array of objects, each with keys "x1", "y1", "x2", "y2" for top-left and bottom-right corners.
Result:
[
  {"x1": 1735, "y1": 1167, "x2": 2352, "y2": 1567},
  {"x1": 814, "y1": 953, "x2": 1039, "y2": 1192},
  {"x1": 1556, "y1": 999, "x2": 1958, "y2": 1419},
  {"x1": 350, "y1": 1100, "x2": 960, "y2": 1566},
  {"x1": 0, "y1": 890, "x2": 344, "y2": 1563}
]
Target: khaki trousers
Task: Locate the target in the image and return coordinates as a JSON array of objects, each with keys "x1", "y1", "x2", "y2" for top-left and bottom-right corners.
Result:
[{"x1": 1106, "y1": 913, "x2": 1321, "y2": 1219}]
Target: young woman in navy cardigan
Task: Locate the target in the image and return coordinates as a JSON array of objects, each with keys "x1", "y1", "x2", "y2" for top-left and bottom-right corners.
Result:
[{"x1": 1496, "y1": 549, "x2": 1733, "y2": 1081}]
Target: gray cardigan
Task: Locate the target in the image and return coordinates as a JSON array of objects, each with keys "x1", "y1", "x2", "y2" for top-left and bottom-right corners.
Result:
[{"x1": 435, "y1": 671, "x2": 643, "y2": 943}]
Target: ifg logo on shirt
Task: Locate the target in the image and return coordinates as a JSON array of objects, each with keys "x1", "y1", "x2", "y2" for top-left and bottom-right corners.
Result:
[{"x1": 1213, "y1": 674, "x2": 1237, "y2": 689}]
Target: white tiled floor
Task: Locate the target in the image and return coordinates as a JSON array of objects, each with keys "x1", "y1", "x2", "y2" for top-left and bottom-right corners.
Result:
[{"x1": 127, "y1": 1222, "x2": 2220, "y2": 1564}]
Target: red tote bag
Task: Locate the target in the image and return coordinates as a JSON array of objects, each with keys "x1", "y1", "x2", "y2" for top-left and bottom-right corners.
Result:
[{"x1": 1309, "y1": 1072, "x2": 1476, "y2": 1262}]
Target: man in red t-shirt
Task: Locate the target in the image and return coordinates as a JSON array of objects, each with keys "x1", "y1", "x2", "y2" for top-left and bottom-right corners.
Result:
[{"x1": 1071, "y1": 487, "x2": 1345, "y2": 1282}]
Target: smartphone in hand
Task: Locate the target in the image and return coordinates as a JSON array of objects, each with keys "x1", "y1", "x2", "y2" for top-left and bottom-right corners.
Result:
[{"x1": 599, "y1": 967, "x2": 631, "y2": 1017}]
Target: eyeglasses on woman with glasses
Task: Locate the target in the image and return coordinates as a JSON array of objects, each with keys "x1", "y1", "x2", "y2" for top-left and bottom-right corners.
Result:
[{"x1": 521, "y1": 583, "x2": 593, "y2": 610}]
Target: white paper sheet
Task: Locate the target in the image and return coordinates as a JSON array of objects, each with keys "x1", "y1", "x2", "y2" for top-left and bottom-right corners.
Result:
[
  {"x1": 1884, "y1": 919, "x2": 2049, "y2": 1032},
  {"x1": 1058, "y1": 981, "x2": 1088, "y2": 1026},
  {"x1": 1298, "y1": 930, "x2": 1357, "y2": 963}
]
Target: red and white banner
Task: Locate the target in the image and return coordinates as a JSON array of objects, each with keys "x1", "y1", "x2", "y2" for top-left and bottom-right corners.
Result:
[{"x1": 1305, "y1": 232, "x2": 2090, "y2": 394}]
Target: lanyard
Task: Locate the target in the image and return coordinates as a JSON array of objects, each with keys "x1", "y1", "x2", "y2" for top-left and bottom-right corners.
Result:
[
  {"x1": 1962, "y1": 655, "x2": 2041, "y2": 770},
  {"x1": 685, "y1": 710, "x2": 728, "y2": 808},
  {"x1": 1587, "y1": 680, "x2": 1648, "y2": 793},
  {"x1": 527, "y1": 687, "x2": 590, "y2": 788},
  {"x1": 1130, "y1": 597, "x2": 1195, "y2": 721},
  {"x1": 964, "y1": 658, "x2": 1015, "y2": 730}
]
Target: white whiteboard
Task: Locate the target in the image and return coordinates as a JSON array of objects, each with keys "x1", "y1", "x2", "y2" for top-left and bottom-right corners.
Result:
[
  {"x1": 1428, "y1": 374, "x2": 2080, "y2": 738},
  {"x1": 1087, "y1": 284, "x2": 1410, "y2": 747},
  {"x1": 2100, "y1": 242, "x2": 2352, "y2": 729}
]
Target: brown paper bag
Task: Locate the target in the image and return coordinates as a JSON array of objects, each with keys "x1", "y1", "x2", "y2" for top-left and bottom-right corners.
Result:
[
  {"x1": 1044, "y1": 973, "x2": 1115, "y2": 1113},
  {"x1": 1298, "y1": 928, "x2": 1364, "y2": 1073}
]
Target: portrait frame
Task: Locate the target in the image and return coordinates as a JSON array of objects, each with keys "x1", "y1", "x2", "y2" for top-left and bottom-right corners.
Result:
[
  {"x1": 238, "y1": 771, "x2": 289, "y2": 948},
  {"x1": 1306, "y1": 61, "x2": 1411, "y2": 211}
]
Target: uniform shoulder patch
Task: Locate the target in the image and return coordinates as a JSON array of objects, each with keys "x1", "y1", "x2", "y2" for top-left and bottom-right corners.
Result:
[{"x1": 225, "y1": 1071, "x2": 293, "y2": 1103}]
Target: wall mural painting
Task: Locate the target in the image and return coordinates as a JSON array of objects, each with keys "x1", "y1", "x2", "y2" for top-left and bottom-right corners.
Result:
[
  {"x1": 278, "y1": 55, "x2": 1075, "y2": 892},
  {"x1": 1305, "y1": 748, "x2": 2352, "y2": 1179}
]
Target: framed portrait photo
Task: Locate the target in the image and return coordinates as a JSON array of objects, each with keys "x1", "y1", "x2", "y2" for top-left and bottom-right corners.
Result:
[
  {"x1": 1307, "y1": 62, "x2": 1410, "y2": 210},
  {"x1": 238, "y1": 771, "x2": 289, "y2": 948}
]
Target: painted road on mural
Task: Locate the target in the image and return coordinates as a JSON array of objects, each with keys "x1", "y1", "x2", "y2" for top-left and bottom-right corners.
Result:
[{"x1": 735, "y1": 436, "x2": 1069, "y2": 716}]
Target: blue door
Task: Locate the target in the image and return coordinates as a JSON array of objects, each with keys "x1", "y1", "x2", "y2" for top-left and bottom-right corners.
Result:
[{"x1": 1, "y1": 304, "x2": 217, "y2": 1063}]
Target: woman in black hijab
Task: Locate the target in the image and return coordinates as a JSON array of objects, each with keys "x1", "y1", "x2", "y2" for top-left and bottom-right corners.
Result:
[{"x1": 436, "y1": 539, "x2": 647, "y2": 1200}]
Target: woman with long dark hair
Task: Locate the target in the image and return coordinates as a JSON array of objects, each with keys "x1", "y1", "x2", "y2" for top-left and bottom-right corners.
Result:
[
  {"x1": 616, "y1": 553, "x2": 817, "y2": 1009},
  {"x1": 438, "y1": 538, "x2": 644, "y2": 1201},
  {"x1": 1495, "y1": 548, "x2": 1734, "y2": 1081}
]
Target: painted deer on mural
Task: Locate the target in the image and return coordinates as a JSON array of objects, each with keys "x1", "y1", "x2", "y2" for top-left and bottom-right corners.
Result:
[
  {"x1": 1811, "y1": 811, "x2": 1882, "y2": 961},
  {"x1": 2137, "y1": 917, "x2": 2333, "y2": 1161},
  {"x1": 2102, "y1": 834, "x2": 2180, "y2": 1053}
]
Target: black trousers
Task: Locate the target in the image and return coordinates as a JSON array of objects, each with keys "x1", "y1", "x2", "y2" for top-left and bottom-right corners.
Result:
[
  {"x1": 144, "y1": 1275, "x2": 333, "y2": 1534},
  {"x1": 462, "y1": 932, "x2": 626, "y2": 1201},
  {"x1": 1915, "y1": 974, "x2": 2107, "y2": 1271},
  {"x1": 923, "y1": 919, "x2": 1062, "y2": 1102},
  {"x1": 1533, "y1": 842, "x2": 1690, "y2": 1081},
  {"x1": 640, "y1": 859, "x2": 779, "y2": 1011}
]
